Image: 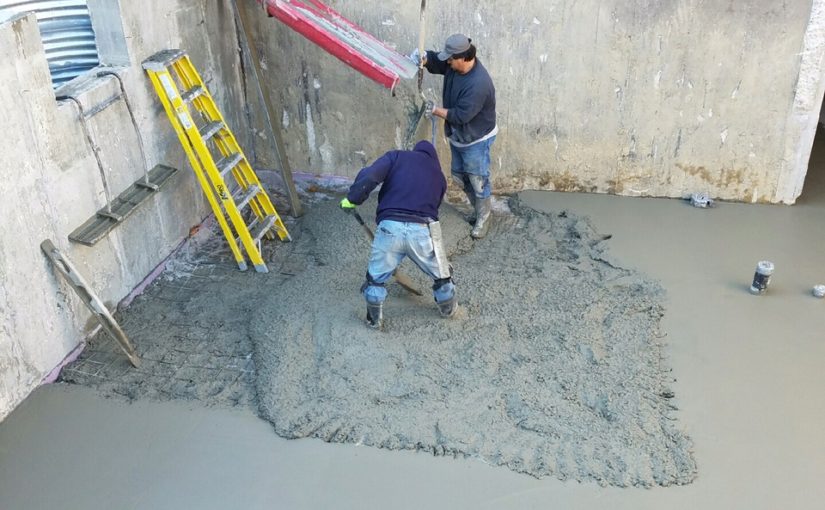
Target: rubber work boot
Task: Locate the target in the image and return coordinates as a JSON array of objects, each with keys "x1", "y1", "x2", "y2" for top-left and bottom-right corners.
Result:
[
  {"x1": 366, "y1": 303, "x2": 383, "y2": 330},
  {"x1": 463, "y1": 189, "x2": 477, "y2": 225},
  {"x1": 471, "y1": 197, "x2": 492, "y2": 239},
  {"x1": 437, "y1": 295, "x2": 457, "y2": 318}
]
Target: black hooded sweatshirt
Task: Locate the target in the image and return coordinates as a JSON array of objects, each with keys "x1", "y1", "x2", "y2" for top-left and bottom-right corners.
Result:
[{"x1": 346, "y1": 140, "x2": 446, "y2": 225}]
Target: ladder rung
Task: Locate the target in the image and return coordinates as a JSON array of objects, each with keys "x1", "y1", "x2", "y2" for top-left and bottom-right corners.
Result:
[
  {"x1": 249, "y1": 215, "x2": 279, "y2": 242},
  {"x1": 145, "y1": 48, "x2": 292, "y2": 272},
  {"x1": 141, "y1": 49, "x2": 186, "y2": 71},
  {"x1": 233, "y1": 184, "x2": 261, "y2": 211},
  {"x1": 199, "y1": 121, "x2": 224, "y2": 141},
  {"x1": 82, "y1": 92, "x2": 123, "y2": 119},
  {"x1": 217, "y1": 153, "x2": 244, "y2": 179},
  {"x1": 181, "y1": 85, "x2": 205, "y2": 103}
]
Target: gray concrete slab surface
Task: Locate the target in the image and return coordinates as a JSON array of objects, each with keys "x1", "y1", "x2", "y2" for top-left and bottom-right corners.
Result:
[{"x1": 2, "y1": 139, "x2": 825, "y2": 509}]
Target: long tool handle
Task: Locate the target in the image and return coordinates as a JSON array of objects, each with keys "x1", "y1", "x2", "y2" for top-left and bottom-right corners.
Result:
[
  {"x1": 351, "y1": 209, "x2": 375, "y2": 240},
  {"x1": 417, "y1": 0, "x2": 427, "y2": 94},
  {"x1": 236, "y1": 0, "x2": 303, "y2": 217},
  {"x1": 350, "y1": 211, "x2": 423, "y2": 296}
]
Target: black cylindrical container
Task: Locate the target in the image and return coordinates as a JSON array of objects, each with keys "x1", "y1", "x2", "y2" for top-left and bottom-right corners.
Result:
[{"x1": 749, "y1": 261, "x2": 774, "y2": 295}]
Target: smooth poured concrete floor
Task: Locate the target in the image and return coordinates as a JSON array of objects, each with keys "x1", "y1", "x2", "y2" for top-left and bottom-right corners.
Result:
[{"x1": 2, "y1": 150, "x2": 825, "y2": 508}]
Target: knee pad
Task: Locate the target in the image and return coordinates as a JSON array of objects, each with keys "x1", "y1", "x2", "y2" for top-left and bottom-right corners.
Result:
[
  {"x1": 432, "y1": 277, "x2": 453, "y2": 292},
  {"x1": 361, "y1": 272, "x2": 387, "y2": 304},
  {"x1": 432, "y1": 277, "x2": 457, "y2": 317},
  {"x1": 361, "y1": 271, "x2": 386, "y2": 290},
  {"x1": 432, "y1": 277, "x2": 455, "y2": 304}
]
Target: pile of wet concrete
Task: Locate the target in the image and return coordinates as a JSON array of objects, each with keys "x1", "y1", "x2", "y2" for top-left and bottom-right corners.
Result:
[
  {"x1": 250, "y1": 196, "x2": 696, "y2": 487},
  {"x1": 62, "y1": 191, "x2": 695, "y2": 486}
]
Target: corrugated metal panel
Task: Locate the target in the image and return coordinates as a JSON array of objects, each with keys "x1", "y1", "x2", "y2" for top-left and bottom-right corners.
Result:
[{"x1": 0, "y1": 0, "x2": 100, "y2": 88}]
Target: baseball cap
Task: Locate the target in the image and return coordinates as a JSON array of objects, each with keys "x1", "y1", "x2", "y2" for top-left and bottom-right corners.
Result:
[{"x1": 437, "y1": 34, "x2": 471, "y2": 61}]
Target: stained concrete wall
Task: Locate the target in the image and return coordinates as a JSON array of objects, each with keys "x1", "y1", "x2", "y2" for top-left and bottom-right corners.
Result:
[
  {"x1": 0, "y1": 1, "x2": 251, "y2": 420},
  {"x1": 243, "y1": 0, "x2": 824, "y2": 203},
  {"x1": 3, "y1": 0, "x2": 824, "y2": 420}
]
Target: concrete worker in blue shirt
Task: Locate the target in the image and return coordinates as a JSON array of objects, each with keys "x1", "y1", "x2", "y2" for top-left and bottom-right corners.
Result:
[
  {"x1": 340, "y1": 140, "x2": 456, "y2": 330},
  {"x1": 412, "y1": 33, "x2": 497, "y2": 239}
]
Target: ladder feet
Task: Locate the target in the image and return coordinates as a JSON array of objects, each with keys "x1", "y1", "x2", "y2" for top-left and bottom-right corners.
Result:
[
  {"x1": 254, "y1": 263, "x2": 269, "y2": 273},
  {"x1": 237, "y1": 261, "x2": 248, "y2": 272}
]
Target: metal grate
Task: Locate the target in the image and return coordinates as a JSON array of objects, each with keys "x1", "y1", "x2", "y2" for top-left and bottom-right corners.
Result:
[{"x1": 0, "y1": 0, "x2": 100, "y2": 88}]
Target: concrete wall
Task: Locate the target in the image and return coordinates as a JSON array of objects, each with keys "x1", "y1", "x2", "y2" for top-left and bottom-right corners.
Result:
[
  {"x1": 3, "y1": 0, "x2": 824, "y2": 420},
  {"x1": 0, "y1": 0, "x2": 250, "y2": 420},
  {"x1": 243, "y1": 0, "x2": 824, "y2": 203}
]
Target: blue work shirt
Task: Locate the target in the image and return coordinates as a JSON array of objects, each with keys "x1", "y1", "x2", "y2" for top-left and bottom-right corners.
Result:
[{"x1": 425, "y1": 52, "x2": 497, "y2": 145}]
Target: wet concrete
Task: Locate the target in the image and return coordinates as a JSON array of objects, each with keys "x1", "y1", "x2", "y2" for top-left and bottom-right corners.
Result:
[
  {"x1": 56, "y1": 189, "x2": 692, "y2": 487},
  {"x1": 252, "y1": 197, "x2": 693, "y2": 487},
  {"x1": 2, "y1": 143, "x2": 825, "y2": 506}
]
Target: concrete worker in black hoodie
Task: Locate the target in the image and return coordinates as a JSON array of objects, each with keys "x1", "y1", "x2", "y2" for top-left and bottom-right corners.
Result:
[{"x1": 340, "y1": 140, "x2": 456, "y2": 330}]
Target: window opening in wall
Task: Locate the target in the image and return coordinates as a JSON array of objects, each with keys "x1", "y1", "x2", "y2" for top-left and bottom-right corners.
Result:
[{"x1": 0, "y1": 0, "x2": 100, "y2": 88}]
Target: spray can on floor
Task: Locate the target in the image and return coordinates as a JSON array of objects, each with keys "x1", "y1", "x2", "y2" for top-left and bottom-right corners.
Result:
[{"x1": 749, "y1": 261, "x2": 774, "y2": 295}]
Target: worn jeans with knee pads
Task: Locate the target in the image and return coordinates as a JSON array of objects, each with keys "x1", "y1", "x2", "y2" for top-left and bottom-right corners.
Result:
[{"x1": 363, "y1": 220, "x2": 455, "y2": 306}]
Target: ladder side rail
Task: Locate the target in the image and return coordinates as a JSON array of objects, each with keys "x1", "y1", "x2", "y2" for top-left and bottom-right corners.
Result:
[
  {"x1": 173, "y1": 57, "x2": 273, "y2": 233},
  {"x1": 167, "y1": 58, "x2": 269, "y2": 271},
  {"x1": 146, "y1": 69, "x2": 250, "y2": 271},
  {"x1": 172, "y1": 58, "x2": 253, "y2": 200}
]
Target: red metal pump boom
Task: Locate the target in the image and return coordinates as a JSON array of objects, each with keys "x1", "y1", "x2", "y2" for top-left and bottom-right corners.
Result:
[{"x1": 259, "y1": 0, "x2": 417, "y2": 91}]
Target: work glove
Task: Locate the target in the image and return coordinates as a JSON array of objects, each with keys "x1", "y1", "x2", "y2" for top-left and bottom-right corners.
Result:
[
  {"x1": 424, "y1": 100, "x2": 435, "y2": 119},
  {"x1": 340, "y1": 198, "x2": 356, "y2": 213},
  {"x1": 408, "y1": 48, "x2": 425, "y2": 66}
]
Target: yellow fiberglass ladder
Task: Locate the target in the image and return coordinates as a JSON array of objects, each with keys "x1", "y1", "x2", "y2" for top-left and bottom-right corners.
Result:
[{"x1": 142, "y1": 49, "x2": 290, "y2": 273}]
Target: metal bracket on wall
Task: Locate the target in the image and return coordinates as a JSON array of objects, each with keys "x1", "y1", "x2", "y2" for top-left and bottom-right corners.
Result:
[
  {"x1": 60, "y1": 68, "x2": 179, "y2": 246},
  {"x1": 68, "y1": 163, "x2": 179, "y2": 246}
]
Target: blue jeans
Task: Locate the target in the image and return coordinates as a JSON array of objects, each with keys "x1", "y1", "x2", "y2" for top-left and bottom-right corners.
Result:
[
  {"x1": 450, "y1": 135, "x2": 496, "y2": 199},
  {"x1": 364, "y1": 220, "x2": 455, "y2": 306}
]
